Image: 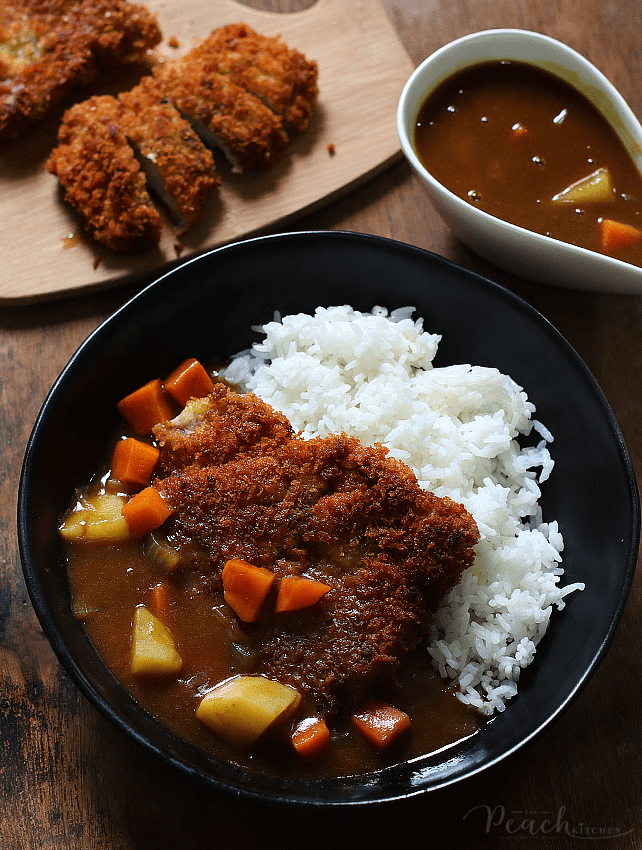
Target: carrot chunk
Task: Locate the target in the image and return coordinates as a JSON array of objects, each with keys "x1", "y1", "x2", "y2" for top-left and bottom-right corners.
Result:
[
  {"x1": 117, "y1": 379, "x2": 176, "y2": 435},
  {"x1": 222, "y1": 559, "x2": 275, "y2": 623},
  {"x1": 149, "y1": 581, "x2": 171, "y2": 619},
  {"x1": 111, "y1": 438, "x2": 160, "y2": 487},
  {"x1": 351, "y1": 699, "x2": 411, "y2": 751},
  {"x1": 599, "y1": 218, "x2": 642, "y2": 252},
  {"x1": 275, "y1": 575, "x2": 331, "y2": 612},
  {"x1": 121, "y1": 486, "x2": 173, "y2": 538},
  {"x1": 164, "y1": 358, "x2": 215, "y2": 406},
  {"x1": 291, "y1": 716, "x2": 331, "y2": 760}
]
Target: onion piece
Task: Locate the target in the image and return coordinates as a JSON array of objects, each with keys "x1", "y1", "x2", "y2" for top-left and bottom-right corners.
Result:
[{"x1": 145, "y1": 532, "x2": 181, "y2": 572}]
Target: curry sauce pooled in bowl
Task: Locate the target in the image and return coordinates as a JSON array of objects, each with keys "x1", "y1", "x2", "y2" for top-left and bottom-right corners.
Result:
[
  {"x1": 413, "y1": 61, "x2": 642, "y2": 265},
  {"x1": 58, "y1": 306, "x2": 582, "y2": 776}
]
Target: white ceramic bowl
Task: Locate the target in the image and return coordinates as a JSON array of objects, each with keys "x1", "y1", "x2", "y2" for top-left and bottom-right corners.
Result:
[{"x1": 397, "y1": 29, "x2": 642, "y2": 294}]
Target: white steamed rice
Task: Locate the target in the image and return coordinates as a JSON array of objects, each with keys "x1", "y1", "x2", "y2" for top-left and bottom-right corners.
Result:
[{"x1": 222, "y1": 305, "x2": 584, "y2": 715}]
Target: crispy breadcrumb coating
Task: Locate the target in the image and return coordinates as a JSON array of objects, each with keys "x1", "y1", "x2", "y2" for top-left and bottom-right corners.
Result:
[
  {"x1": 0, "y1": 0, "x2": 161, "y2": 139},
  {"x1": 154, "y1": 383, "x2": 295, "y2": 474},
  {"x1": 45, "y1": 22, "x2": 318, "y2": 250},
  {"x1": 187, "y1": 23, "x2": 318, "y2": 134},
  {"x1": 154, "y1": 385, "x2": 479, "y2": 714},
  {"x1": 46, "y1": 94, "x2": 162, "y2": 251},
  {"x1": 118, "y1": 78, "x2": 219, "y2": 231},
  {"x1": 154, "y1": 51, "x2": 288, "y2": 173}
]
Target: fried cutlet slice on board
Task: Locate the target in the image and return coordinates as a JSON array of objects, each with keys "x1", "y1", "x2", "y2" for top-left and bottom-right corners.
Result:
[
  {"x1": 154, "y1": 386, "x2": 479, "y2": 715},
  {"x1": 44, "y1": 23, "x2": 317, "y2": 249},
  {"x1": 187, "y1": 23, "x2": 318, "y2": 134},
  {"x1": 153, "y1": 48, "x2": 289, "y2": 172},
  {"x1": 0, "y1": 0, "x2": 161, "y2": 139},
  {"x1": 118, "y1": 79, "x2": 219, "y2": 232},
  {"x1": 46, "y1": 94, "x2": 162, "y2": 251}
]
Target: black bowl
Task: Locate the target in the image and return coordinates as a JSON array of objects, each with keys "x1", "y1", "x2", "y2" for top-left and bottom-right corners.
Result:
[{"x1": 18, "y1": 231, "x2": 639, "y2": 806}]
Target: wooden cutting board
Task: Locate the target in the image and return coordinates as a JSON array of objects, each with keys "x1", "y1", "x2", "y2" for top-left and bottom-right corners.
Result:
[{"x1": 0, "y1": 0, "x2": 414, "y2": 302}]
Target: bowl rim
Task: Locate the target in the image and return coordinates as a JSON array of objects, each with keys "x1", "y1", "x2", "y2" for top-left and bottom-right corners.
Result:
[{"x1": 17, "y1": 230, "x2": 641, "y2": 806}]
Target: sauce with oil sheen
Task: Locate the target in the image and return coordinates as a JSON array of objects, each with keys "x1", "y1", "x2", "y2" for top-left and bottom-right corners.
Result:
[
  {"x1": 66, "y1": 537, "x2": 482, "y2": 778},
  {"x1": 413, "y1": 61, "x2": 642, "y2": 266}
]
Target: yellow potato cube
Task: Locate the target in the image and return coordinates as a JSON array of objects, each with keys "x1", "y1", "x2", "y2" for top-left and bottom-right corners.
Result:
[
  {"x1": 196, "y1": 675, "x2": 301, "y2": 746},
  {"x1": 84, "y1": 515, "x2": 130, "y2": 542},
  {"x1": 59, "y1": 510, "x2": 87, "y2": 541},
  {"x1": 84, "y1": 493, "x2": 131, "y2": 542},
  {"x1": 60, "y1": 493, "x2": 131, "y2": 543},
  {"x1": 131, "y1": 605, "x2": 182, "y2": 676},
  {"x1": 552, "y1": 166, "x2": 613, "y2": 204}
]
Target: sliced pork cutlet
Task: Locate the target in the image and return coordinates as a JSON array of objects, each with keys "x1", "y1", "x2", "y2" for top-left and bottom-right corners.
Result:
[
  {"x1": 0, "y1": 0, "x2": 161, "y2": 140},
  {"x1": 188, "y1": 23, "x2": 318, "y2": 134},
  {"x1": 46, "y1": 94, "x2": 162, "y2": 252},
  {"x1": 118, "y1": 78, "x2": 219, "y2": 232},
  {"x1": 153, "y1": 385, "x2": 480, "y2": 715},
  {"x1": 153, "y1": 50, "x2": 288, "y2": 173}
]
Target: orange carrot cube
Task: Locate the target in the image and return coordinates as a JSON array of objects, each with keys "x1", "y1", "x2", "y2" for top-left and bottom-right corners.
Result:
[
  {"x1": 149, "y1": 581, "x2": 171, "y2": 619},
  {"x1": 164, "y1": 358, "x2": 215, "y2": 406},
  {"x1": 351, "y1": 699, "x2": 412, "y2": 751},
  {"x1": 291, "y1": 716, "x2": 331, "y2": 760},
  {"x1": 222, "y1": 559, "x2": 275, "y2": 623},
  {"x1": 121, "y1": 486, "x2": 173, "y2": 539},
  {"x1": 111, "y1": 438, "x2": 159, "y2": 487},
  {"x1": 275, "y1": 575, "x2": 331, "y2": 612},
  {"x1": 117, "y1": 379, "x2": 176, "y2": 435},
  {"x1": 599, "y1": 218, "x2": 642, "y2": 252}
]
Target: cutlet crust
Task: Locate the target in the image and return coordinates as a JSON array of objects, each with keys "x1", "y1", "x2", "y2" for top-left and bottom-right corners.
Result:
[
  {"x1": 153, "y1": 382, "x2": 295, "y2": 473},
  {"x1": 46, "y1": 94, "x2": 162, "y2": 251},
  {"x1": 44, "y1": 22, "x2": 318, "y2": 249},
  {"x1": 154, "y1": 386, "x2": 479, "y2": 714},
  {"x1": 187, "y1": 23, "x2": 318, "y2": 134},
  {"x1": 118, "y1": 79, "x2": 219, "y2": 230},
  {"x1": 154, "y1": 53, "x2": 288, "y2": 172},
  {"x1": 0, "y1": 0, "x2": 161, "y2": 139}
]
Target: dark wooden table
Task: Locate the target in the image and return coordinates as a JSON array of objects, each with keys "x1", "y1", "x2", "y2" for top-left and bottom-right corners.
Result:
[{"x1": 3, "y1": 0, "x2": 642, "y2": 847}]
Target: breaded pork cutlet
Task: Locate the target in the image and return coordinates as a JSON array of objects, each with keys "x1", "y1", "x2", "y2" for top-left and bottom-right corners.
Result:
[
  {"x1": 48, "y1": 85, "x2": 220, "y2": 246},
  {"x1": 46, "y1": 23, "x2": 317, "y2": 250},
  {"x1": 47, "y1": 94, "x2": 161, "y2": 251},
  {"x1": 153, "y1": 385, "x2": 479, "y2": 715},
  {"x1": 188, "y1": 23, "x2": 318, "y2": 134},
  {"x1": 0, "y1": 0, "x2": 161, "y2": 140},
  {"x1": 154, "y1": 383, "x2": 295, "y2": 475},
  {"x1": 118, "y1": 79, "x2": 219, "y2": 231},
  {"x1": 154, "y1": 51, "x2": 288, "y2": 173}
]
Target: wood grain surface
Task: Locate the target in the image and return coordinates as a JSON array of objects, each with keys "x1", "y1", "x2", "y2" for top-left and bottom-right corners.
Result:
[
  {"x1": 3, "y1": 0, "x2": 642, "y2": 848},
  {"x1": 0, "y1": 0, "x2": 413, "y2": 302}
]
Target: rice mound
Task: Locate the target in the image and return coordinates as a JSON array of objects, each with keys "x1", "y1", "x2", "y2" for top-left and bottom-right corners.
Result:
[{"x1": 223, "y1": 305, "x2": 584, "y2": 715}]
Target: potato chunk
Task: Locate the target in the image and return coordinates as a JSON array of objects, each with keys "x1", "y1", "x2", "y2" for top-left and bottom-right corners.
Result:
[
  {"x1": 59, "y1": 493, "x2": 130, "y2": 543},
  {"x1": 552, "y1": 166, "x2": 613, "y2": 204},
  {"x1": 196, "y1": 675, "x2": 301, "y2": 746},
  {"x1": 131, "y1": 605, "x2": 182, "y2": 676},
  {"x1": 58, "y1": 510, "x2": 88, "y2": 542}
]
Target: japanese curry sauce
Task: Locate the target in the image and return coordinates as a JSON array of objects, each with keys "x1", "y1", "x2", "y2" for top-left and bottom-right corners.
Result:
[
  {"x1": 66, "y1": 485, "x2": 482, "y2": 781},
  {"x1": 413, "y1": 61, "x2": 642, "y2": 265}
]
